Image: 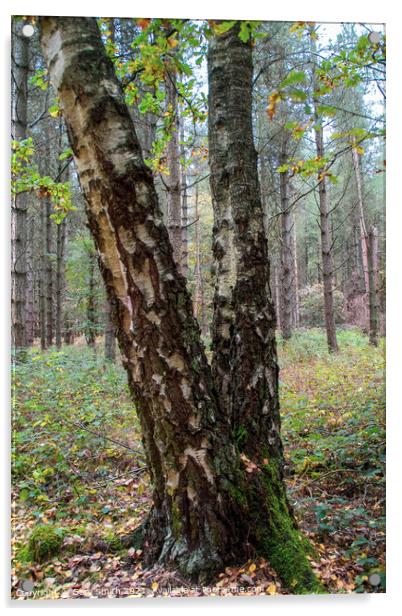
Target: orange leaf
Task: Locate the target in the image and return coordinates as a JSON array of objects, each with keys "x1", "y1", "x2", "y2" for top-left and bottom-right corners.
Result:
[{"x1": 137, "y1": 18, "x2": 151, "y2": 30}]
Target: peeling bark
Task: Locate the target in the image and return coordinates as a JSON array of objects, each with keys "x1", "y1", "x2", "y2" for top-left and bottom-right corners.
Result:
[
  {"x1": 40, "y1": 17, "x2": 320, "y2": 591},
  {"x1": 208, "y1": 24, "x2": 281, "y2": 459}
]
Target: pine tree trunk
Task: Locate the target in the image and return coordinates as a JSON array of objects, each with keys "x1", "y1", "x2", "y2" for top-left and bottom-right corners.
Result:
[
  {"x1": 315, "y1": 155, "x2": 339, "y2": 353},
  {"x1": 352, "y1": 147, "x2": 369, "y2": 294},
  {"x1": 40, "y1": 17, "x2": 320, "y2": 591},
  {"x1": 273, "y1": 265, "x2": 281, "y2": 332},
  {"x1": 55, "y1": 218, "x2": 66, "y2": 349},
  {"x1": 11, "y1": 19, "x2": 29, "y2": 354},
  {"x1": 310, "y1": 30, "x2": 338, "y2": 353},
  {"x1": 46, "y1": 197, "x2": 54, "y2": 346},
  {"x1": 40, "y1": 200, "x2": 47, "y2": 351},
  {"x1": 368, "y1": 225, "x2": 379, "y2": 346},
  {"x1": 180, "y1": 116, "x2": 189, "y2": 278},
  {"x1": 85, "y1": 251, "x2": 97, "y2": 350},
  {"x1": 292, "y1": 213, "x2": 300, "y2": 328},
  {"x1": 279, "y1": 162, "x2": 293, "y2": 340},
  {"x1": 165, "y1": 68, "x2": 183, "y2": 271},
  {"x1": 26, "y1": 214, "x2": 35, "y2": 346},
  {"x1": 193, "y1": 180, "x2": 202, "y2": 320}
]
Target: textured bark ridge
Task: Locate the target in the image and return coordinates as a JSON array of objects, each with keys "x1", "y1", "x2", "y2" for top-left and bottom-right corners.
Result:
[
  {"x1": 40, "y1": 17, "x2": 321, "y2": 592},
  {"x1": 208, "y1": 25, "x2": 281, "y2": 461}
]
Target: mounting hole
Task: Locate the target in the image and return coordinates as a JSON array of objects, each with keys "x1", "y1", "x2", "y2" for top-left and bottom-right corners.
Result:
[{"x1": 22, "y1": 24, "x2": 35, "y2": 37}]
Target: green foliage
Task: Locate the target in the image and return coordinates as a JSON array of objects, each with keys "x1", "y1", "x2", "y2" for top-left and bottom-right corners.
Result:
[
  {"x1": 12, "y1": 328, "x2": 384, "y2": 594},
  {"x1": 277, "y1": 329, "x2": 385, "y2": 590},
  {"x1": 11, "y1": 138, "x2": 74, "y2": 223},
  {"x1": 280, "y1": 70, "x2": 306, "y2": 88},
  {"x1": 27, "y1": 525, "x2": 63, "y2": 562},
  {"x1": 30, "y1": 68, "x2": 48, "y2": 91},
  {"x1": 238, "y1": 21, "x2": 261, "y2": 43},
  {"x1": 98, "y1": 18, "x2": 208, "y2": 172},
  {"x1": 299, "y1": 284, "x2": 346, "y2": 327},
  {"x1": 12, "y1": 346, "x2": 144, "y2": 515}
]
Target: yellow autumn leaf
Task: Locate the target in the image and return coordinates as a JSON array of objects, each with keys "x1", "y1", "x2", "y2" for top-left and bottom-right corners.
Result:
[
  {"x1": 151, "y1": 581, "x2": 158, "y2": 591},
  {"x1": 266, "y1": 583, "x2": 277, "y2": 595},
  {"x1": 248, "y1": 563, "x2": 257, "y2": 573}
]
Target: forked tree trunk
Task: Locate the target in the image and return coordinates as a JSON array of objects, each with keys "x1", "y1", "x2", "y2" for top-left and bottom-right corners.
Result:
[{"x1": 40, "y1": 17, "x2": 320, "y2": 592}]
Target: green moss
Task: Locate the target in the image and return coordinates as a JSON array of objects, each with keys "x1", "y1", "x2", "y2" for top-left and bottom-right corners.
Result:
[
  {"x1": 15, "y1": 544, "x2": 32, "y2": 564},
  {"x1": 104, "y1": 532, "x2": 123, "y2": 553},
  {"x1": 250, "y1": 458, "x2": 324, "y2": 594},
  {"x1": 225, "y1": 479, "x2": 247, "y2": 507},
  {"x1": 27, "y1": 525, "x2": 63, "y2": 563},
  {"x1": 234, "y1": 426, "x2": 248, "y2": 449}
]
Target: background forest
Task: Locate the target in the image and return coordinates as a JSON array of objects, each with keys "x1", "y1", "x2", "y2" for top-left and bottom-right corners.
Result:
[{"x1": 11, "y1": 16, "x2": 385, "y2": 598}]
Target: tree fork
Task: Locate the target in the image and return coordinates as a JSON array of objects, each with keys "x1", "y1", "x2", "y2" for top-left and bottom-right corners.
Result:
[{"x1": 40, "y1": 17, "x2": 321, "y2": 591}]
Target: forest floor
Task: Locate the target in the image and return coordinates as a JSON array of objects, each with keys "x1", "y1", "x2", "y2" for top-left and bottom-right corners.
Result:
[{"x1": 11, "y1": 328, "x2": 385, "y2": 599}]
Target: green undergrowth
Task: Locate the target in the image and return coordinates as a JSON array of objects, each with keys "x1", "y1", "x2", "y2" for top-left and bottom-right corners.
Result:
[
  {"x1": 11, "y1": 329, "x2": 385, "y2": 594},
  {"x1": 12, "y1": 345, "x2": 150, "y2": 572},
  {"x1": 278, "y1": 328, "x2": 385, "y2": 591}
]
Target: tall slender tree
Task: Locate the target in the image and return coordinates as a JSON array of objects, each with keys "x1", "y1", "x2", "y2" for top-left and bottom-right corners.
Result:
[
  {"x1": 309, "y1": 26, "x2": 339, "y2": 353},
  {"x1": 11, "y1": 18, "x2": 29, "y2": 353},
  {"x1": 165, "y1": 67, "x2": 183, "y2": 271}
]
